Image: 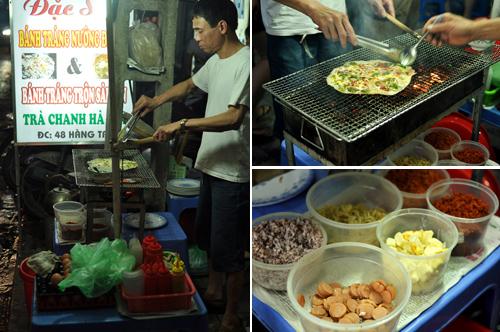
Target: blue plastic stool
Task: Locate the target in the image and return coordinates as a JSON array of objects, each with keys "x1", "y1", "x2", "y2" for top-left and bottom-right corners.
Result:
[
  {"x1": 420, "y1": 0, "x2": 446, "y2": 22},
  {"x1": 280, "y1": 140, "x2": 323, "y2": 166},
  {"x1": 122, "y1": 212, "x2": 190, "y2": 272},
  {"x1": 166, "y1": 193, "x2": 199, "y2": 223}
]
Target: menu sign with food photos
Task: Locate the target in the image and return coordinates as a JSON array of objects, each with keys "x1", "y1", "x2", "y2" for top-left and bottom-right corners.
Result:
[{"x1": 12, "y1": 0, "x2": 132, "y2": 144}]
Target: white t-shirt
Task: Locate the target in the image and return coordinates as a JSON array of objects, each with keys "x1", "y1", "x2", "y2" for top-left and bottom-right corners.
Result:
[
  {"x1": 192, "y1": 46, "x2": 250, "y2": 183},
  {"x1": 261, "y1": 0, "x2": 347, "y2": 36}
]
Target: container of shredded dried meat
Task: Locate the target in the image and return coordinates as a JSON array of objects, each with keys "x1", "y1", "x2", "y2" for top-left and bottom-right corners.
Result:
[
  {"x1": 426, "y1": 179, "x2": 499, "y2": 256},
  {"x1": 287, "y1": 243, "x2": 411, "y2": 332},
  {"x1": 387, "y1": 140, "x2": 438, "y2": 166},
  {"x1": 451, "y1": 140, "x2": 489, "y2": 166},
  {"x1": 382, "y1": 169, "x2": 449, "y2": 208},
  {"x1": 252, "y1": 212, "x2": 327, "y2": 290},
  {"x1": 307, "y1": 173, "x2": 402, "y2": 245},
  {"x1": 419, "y1": 127, "x2": 461, "y2": 160}
]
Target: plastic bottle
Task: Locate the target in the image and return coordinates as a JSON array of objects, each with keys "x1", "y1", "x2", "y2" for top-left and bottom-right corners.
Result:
[
  {"x1": 158, "y1": 261, "x2": 173, "y2": 294},
  {"x1": 122, "y1": 269, "x2": 144, "y2": 296},
  {"x1": 142, "y1": 265, "x2": 156, "y2": 295},
  {"x1": 149, "y1": 242, "x2": 163, "y2": 263},
  {"x1": 142, "y1": 235, "x2": 157, "y2": 249},
  {"x1": 128, "y1": 235, "x2": 143, "y2": 269},
  {"x1": 171, "y1": 258, "x2": 186, "y2": 293},
  {"x1": 142, "y1": 235, "x2": 161, "y2": 264}
]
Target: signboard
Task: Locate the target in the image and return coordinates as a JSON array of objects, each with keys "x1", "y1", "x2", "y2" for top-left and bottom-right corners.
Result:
[{"x1": 12, "y1": 0, "x2": 132, "y2": 144}]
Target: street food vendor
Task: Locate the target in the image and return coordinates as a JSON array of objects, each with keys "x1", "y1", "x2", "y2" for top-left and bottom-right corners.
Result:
[
  {"x1": 260, "y1": 0, "x2": 394, "y2": 141},
  {"x1": 133, "y1": 0, "x2": 249, "y2": 331}
]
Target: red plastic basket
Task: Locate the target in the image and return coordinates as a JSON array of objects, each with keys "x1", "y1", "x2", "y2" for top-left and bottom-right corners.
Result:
[
  {"x1": 121, "y1": 273, "x2": 196, "y2": 313},
  {"x1": 19, "y1": 258, "x2": 36, "y2": 316}
]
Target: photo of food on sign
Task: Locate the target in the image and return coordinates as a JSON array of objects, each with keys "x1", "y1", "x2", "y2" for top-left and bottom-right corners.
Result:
[
  {"x1": 94, "y1": 54, "x2": 108, "y2": 79},
  {"x1": 21, "y1": 53, "x2": 56, "y2": 79}
]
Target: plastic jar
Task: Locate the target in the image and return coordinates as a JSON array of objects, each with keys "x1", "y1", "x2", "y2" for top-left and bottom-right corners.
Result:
[
  {"x1": 122, "y1": 269, "x2": 144, "y2": 296},
  {"x1": 287, "y1": 243, "x2": 411, "y2": 332}
]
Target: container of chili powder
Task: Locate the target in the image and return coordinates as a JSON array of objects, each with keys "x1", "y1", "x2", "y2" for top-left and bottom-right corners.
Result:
[
  {"x1": 382, "y1": 169, "x2": 449, "y2": 208},
  {"x1": 420, "y1": 127, "x2": 461, "y2": 160},
  {"x1": 426, "y1": 179, "x2": 499, "y2": 256},
  {"x1": 450, "y1": 140, "x2": 490, "y2": 166}
]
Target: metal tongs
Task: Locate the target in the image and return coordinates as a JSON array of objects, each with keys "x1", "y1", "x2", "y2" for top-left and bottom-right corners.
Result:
[
  {"x1": 117, "y1": 80, "x2": 142, "y2": 143},
  {"x1": 356, "y1": 35, "x2": 405, "y2": 63},
  {"x1": 117, "y1": 111, "x2": 141, "y2": 142},
  {"x1": 356, "y1": 15, "x2": 443, "y2": 66},
  {"x1": 116, "y1": 81, "x2": 155, "y2": 147}
]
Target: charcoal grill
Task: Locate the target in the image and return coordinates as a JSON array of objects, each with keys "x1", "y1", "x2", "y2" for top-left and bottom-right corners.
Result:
[
  {"x1": 73, "y1": 149, "x2": 160, "y2": 189},
  {"x1": 264, "y1": 34, "x2": 500, "y2": 165},
  {"x1": 72, "y1": 149, "x2": 160, "y2": 241}
]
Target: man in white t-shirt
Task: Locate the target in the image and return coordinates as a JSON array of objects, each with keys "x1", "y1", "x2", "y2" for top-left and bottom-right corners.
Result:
[
  {"x1": 133, "y1": 1, "x2": 249, "y2": 330},
  {"x1": 261, "y1": 0, "x2": 394, "y2": 141}
]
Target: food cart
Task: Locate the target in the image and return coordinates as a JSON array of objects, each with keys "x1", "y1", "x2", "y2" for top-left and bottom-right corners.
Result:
[{"x1": 10, "y1": 0, "x2": 209, "y2": 330}]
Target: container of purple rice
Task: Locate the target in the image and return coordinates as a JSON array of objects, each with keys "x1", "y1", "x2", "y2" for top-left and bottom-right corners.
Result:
[{"x1": 252, "y1": 212, "x2": 327, "y2": 291}]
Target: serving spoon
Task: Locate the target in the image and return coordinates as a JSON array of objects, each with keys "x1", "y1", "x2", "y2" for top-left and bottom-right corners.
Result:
[{"x1": 399, "y1": 14, "x2": 443, "y2": 66}]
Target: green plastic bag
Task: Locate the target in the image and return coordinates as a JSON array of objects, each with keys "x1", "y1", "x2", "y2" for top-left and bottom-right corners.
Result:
[
  {"x1": 188, "y1": 245, "x2": 208, "y2": 274},
  {"x1": 58, "y1": 238, "x2": 135, "y2": 298}
]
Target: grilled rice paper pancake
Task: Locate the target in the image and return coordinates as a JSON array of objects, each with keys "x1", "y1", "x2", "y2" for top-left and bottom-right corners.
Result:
[
  {"x1": 87, "y1": 158, "x2": 138, "y2": 173},
  {"x1": 327, "y1": 60, "x2": 416, "y2": 96}
]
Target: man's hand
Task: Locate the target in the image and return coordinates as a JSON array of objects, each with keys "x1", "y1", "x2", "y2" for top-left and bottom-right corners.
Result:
[
  {"x1": 133, "y1": 95, "x2": 160, "y2": 117},
  {"x1": 306, "y1": 2, "x2": 356, "y2": 47},
  {"x1": 424, "y1": 13, "x2": 476, "y2": 46},
  {"x1": 368, "y1": 0, "x2": 395, "y2": 18},
  {"x1": 153, "y1": 121, "x2": 181, "y2": 142}
]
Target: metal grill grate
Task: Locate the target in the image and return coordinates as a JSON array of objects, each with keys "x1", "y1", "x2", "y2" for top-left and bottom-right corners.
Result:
[
  {"x1": 264, "y1": 34, "x2": 500, "y2": 142},
  {"x1": 72, "y1": 149, "x2": 160, "y2": 189}
]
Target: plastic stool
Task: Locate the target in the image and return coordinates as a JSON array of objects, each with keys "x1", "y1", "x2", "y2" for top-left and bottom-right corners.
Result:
[
  {"x1": 280, "y1": 140, "x2": 322, "y2": 166},
  {"x1": 420, "y1": 0, "x2": 446, "y2": 22},
  {"x1": 166, "y1": 193, "x2": 199, "y2": 222}
]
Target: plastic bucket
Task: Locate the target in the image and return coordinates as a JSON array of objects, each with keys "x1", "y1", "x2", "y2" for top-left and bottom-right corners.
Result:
[{"x1": 19, "y1": 257, "x2": 36, "y2": 316}]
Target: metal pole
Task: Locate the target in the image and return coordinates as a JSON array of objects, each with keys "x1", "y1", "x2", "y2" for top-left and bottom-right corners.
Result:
[
  {"x1": 14, "y1": 145, "x2": 21, "y2": 223},
  {"x1": 471, "y1": 69, "x2": 487, "y2": 141},
  {"x1": 284, "y1": 135, "x2": 296, "y2": 166},
  {"x1": 106, "y1": 0, "x2": 122, "y2": 239},
  {"x1": 470, "y1": 68, "x2": 487, "y2": 184}
]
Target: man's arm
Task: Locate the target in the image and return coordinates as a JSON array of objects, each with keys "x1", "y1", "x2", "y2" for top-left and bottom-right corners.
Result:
[
  {"x1": 153, "y1": 105, "x2": 248, "y2": 141},
  {"x1": 133, "y1": 78, "x2": 196, "y2": 117},
  {"x1": 425, "y1": 13, "x2": 500, "y2": 46},
  {"x1": 273, "y1": 0, "x2": 394, "y2": 47},
  {"x1": 274, "y1": 0, "x2": 356, "y2": 47}
]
